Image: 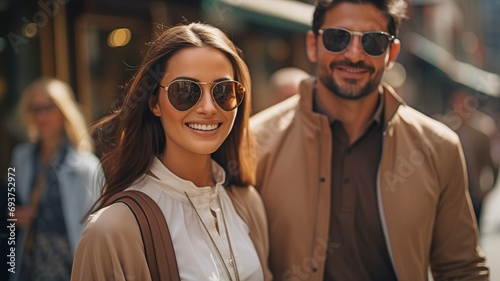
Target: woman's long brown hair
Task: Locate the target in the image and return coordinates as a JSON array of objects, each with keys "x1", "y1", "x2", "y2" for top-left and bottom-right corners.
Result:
[{"x1": 89, "y1": 22, "x2": 255, "y2": 215}]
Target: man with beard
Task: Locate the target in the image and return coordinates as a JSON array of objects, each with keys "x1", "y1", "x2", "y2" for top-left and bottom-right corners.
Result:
[{"x1": 251, "y1": 0, "x2": 489, "y2": 280}]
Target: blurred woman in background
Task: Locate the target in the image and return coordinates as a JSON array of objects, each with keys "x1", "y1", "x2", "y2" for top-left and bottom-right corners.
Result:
[{"x1": 11, "y1": 78, "x2": 100, "y2": 281}]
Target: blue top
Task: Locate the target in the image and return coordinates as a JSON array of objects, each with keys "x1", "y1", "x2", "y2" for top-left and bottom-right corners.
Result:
[{"x1": 10, "y1": 140, "x2": 101, "y2": 281}]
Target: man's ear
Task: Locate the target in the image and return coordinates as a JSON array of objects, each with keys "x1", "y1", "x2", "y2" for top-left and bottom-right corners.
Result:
[
  {"x1": 306, "y1": 30, "x2": 318, "y2": 63},
  {"x1": 386, "y1": 38, "x2": 401, "y2": 70},
  {"x1": 149, "y1": 95, "x2": 161, "y2": 117}
]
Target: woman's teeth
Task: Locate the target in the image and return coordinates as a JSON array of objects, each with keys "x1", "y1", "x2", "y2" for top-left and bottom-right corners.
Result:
[{"x1": 188, "y1": 123, "x2": 219, "y2": 131}]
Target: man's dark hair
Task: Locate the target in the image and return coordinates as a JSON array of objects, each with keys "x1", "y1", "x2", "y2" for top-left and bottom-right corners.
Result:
[{"x1": 312, "y1": 0, "x2": 408, "y2": 37}]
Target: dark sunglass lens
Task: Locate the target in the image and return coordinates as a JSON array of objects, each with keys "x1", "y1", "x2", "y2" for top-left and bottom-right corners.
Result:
[
  {"x1": 213, "y1": 81, "x2": 245, "y2": 111},
  {"x1": 323, "y1": 29, "x2": 351, "y2": 52},
  {"x1": 362, "y1": 33, "x2": 390, "y2": 56},
  {"x1": 167, "y1": 81, "x2": 201, "y2": 111}
]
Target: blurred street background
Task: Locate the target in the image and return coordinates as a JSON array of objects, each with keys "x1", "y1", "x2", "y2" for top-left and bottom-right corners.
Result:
[{"x1": 1, "y1": 0, "x2": 499, "y2": 279}]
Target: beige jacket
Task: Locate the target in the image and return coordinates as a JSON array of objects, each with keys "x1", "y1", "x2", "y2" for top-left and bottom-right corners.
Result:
[
  {"x1": 251, "y1": 78, "x2": 488, "y2": 281},
  {"x1": 71, "y1": 185, "x2": 272, "y2": 281}
]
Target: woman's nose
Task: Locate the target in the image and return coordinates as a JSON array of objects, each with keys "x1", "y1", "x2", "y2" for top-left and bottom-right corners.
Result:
[{"x1": 195, "y1": 86, "x2": 218, "y2": 115}]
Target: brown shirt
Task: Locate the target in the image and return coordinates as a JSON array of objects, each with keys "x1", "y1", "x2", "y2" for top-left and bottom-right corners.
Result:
[{"x1": 315, "y1": 92, "x2": 397, "y2": 281}]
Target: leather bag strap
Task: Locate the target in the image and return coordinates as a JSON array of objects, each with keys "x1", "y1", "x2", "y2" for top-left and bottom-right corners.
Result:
[{"x1": 104, "y1": 190, "x2": 180, "y2": 281}]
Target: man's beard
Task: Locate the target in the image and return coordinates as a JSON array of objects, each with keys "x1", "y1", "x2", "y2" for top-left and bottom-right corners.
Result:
[{"x1": 318, "y1": 59, "x2": 384, "y2": 100}]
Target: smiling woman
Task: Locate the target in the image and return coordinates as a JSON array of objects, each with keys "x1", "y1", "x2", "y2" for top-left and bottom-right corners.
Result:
[
  {"x1": 70, "y1": 22, "x2": 271, "y2": 281},
  {"x1": 150, "y1": 47, "x2": 241, "y2": 163}
]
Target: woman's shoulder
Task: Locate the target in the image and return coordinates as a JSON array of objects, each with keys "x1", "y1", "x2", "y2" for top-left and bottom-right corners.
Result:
[
  {"x1": 67, "y1": 147, "x2": 100, "y2": 165},
  {"x1": 83, "y1": 203, "x2": 141, "y2": 242},
  {"x1": 73, "y1": 203, "x2": 150, "y2": 281},
  {"x1": 64, "y1": 147, "x2": 101, "y2": 177},
  {"x1": 12, "y1": 142, "x2": 35, "y2": 160}
]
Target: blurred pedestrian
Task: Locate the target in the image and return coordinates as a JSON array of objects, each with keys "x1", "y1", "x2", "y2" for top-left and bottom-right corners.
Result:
[
  {"x1": 251, "y1": 0, "x2": 488, "y2": 280},
  {"x1": 267, "y1": 67, "x2": 309, "y2": 105},
  {"x1": 10, "y1": 78, "x2": 100, "y2": 281},
  {"x1": 71, "y1": 22, "x2": 271, "y2": 281},
  {"x1": 445, "y1": 88, "x2": 499, "y2": 229}
]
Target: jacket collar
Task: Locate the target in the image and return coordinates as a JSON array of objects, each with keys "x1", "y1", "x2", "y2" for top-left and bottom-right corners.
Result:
[
  {"x1": 56, "y1": 145, "x2": 80, "y2": 176},
  {"x1": 33, "y1": 138, "x2": 77, "y2": 174}
]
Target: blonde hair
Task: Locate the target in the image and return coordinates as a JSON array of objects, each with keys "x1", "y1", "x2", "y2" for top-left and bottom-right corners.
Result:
[{"x1": 19, "y1": 78, "x2": 94, "y2": 152}]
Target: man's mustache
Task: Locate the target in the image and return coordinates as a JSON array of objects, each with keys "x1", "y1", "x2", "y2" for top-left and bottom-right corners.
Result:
[{"x1": 330, "y1": 60, "x2": 374, "y2": 73}]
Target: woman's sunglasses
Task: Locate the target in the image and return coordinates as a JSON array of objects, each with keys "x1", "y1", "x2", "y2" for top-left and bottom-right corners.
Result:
[
  {"x1": 318, "y1": 27, "x2": 395, "y2": 57},
  {"x1": 160, "y1": 79, "x2": 245, "y2": 111},
  {"x1": 27, "y1": 103, "x2": 57, "y2": 115}
]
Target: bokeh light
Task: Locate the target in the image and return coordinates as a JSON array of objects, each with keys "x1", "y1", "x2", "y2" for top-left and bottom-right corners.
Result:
[{"x1": 107, "y1": 28, "x2": 131, "y2": 48}]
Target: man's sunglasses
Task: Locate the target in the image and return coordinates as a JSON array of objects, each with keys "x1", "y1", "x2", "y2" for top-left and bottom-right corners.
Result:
[
  {"x1": 318, "y1": 27, "x2": 395, "y2": 57},
  {"x1": 160, "y1": 80, "x2": 245, "y2": 111}
]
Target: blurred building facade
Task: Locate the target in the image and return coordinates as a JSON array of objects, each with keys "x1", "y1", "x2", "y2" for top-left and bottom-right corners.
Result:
[{"x1": 1, "y1": 1, "x2": 500, "y2": 280}]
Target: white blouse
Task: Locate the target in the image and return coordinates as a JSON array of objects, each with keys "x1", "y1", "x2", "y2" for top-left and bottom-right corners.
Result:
[{"x1": 128, "y1": 157, "x2": 263, "y2": 281}]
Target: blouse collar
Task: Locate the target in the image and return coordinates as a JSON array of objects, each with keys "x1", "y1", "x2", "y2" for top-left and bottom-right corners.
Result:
[{"x1": 144, "y1": 157, "x2": 227, "y2": 202}]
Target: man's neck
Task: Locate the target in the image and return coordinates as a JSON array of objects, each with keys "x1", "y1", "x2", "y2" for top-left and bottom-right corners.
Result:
[{"x1": 314, "y1": 86, "x2": 382, "y2": 144}]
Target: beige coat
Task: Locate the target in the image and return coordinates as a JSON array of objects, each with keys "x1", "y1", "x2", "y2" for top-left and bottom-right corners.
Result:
[
  {"x1": 71, "y1": 185, "x2": 272, "y2": 281},
  {"x1": 251, "y1": 78, "x2": 488, "y2": 281}
]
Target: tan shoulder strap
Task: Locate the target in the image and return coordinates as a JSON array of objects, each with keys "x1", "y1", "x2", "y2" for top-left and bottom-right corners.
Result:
[{"x1": 104, "y1": 190, "x2": 180, "y2": 281}]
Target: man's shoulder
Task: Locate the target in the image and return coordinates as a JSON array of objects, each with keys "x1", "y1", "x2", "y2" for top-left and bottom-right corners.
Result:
[
  {"x1": 396, "y1": 105, "x2": 460, "y2": 143},
  {"x1": 251, "y1": 95, "x2": 300, "y2": 147},
  {"x1": 251, "y1": 95, "x2": 300, "y2": 129},
  {"x1": 226, "y1": 185, "x2": 262, "y2": 207}
]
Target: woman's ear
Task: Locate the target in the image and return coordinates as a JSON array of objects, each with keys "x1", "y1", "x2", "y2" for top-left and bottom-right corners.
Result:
[{"x1": 149, "y1": 95, "x2": 161, "y2": 116}]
